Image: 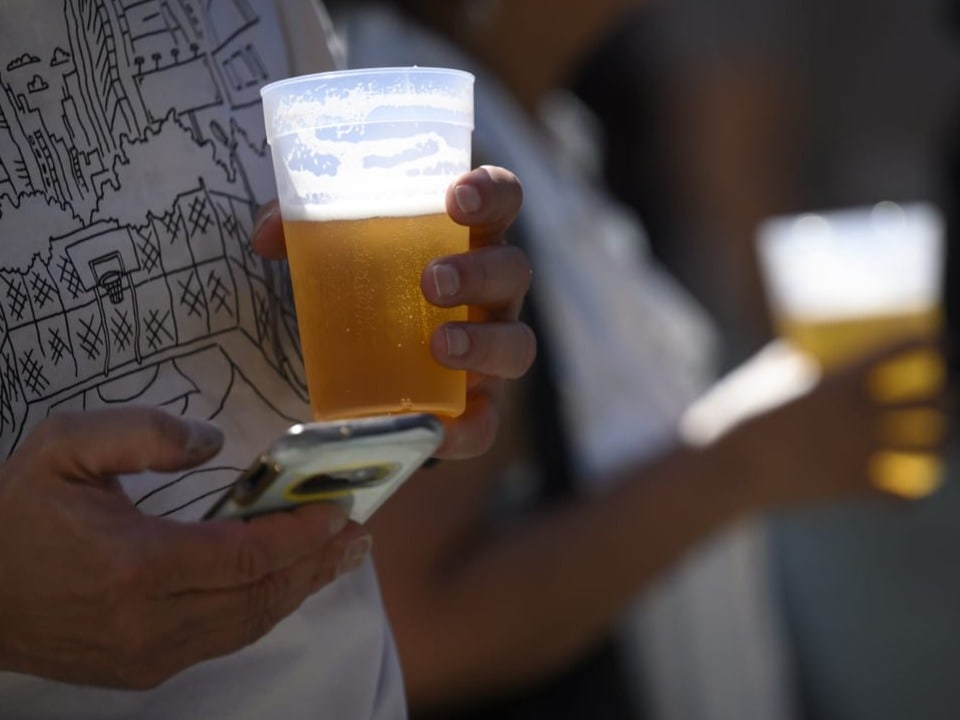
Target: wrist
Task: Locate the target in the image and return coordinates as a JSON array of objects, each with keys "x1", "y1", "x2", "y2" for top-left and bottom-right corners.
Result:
[
  {"x1": 692, "y1": 429, "x2": 766, "y2": 521},
  {"x1": 711, "y1": 427, "x2": 776, "y2": 516},
  {"x1": 636, "y1": 438, "x2": 760, "y2": 537}
]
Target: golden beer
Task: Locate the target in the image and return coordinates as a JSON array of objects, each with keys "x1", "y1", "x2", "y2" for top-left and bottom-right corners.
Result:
[
  {"x1": 778, "y1": 306, "x2": 945, "y2": 498},
  {"x1": 779, "y1": 307, "x2": 941, "y2": 372},
  {"x1": 284, "y1": 212, "x2": 468, "y2": 420},
  {"x1": 779, "y1": 307, "x2": 944, "y2": 401}
]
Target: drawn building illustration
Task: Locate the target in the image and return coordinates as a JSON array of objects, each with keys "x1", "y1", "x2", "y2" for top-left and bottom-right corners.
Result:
[{"x1": 0, "y1": 1, "x2": 307, "y2": 512}]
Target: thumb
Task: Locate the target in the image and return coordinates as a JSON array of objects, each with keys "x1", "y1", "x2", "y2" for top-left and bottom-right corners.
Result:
[{"x1": 24, "y1": 407, "x2": 224, "y2": 480}]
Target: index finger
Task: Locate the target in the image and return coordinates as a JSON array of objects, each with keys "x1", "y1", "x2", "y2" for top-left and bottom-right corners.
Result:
[
  {"x1": 845, "y1": 333, "x2": 945, "y2": 369},
  {"x1": 146, "y1": 503, "x2": 351, "y2": 592},
  {"x1": 820, "y1": 333, "x2": 947, "y2": 405},
  {"x1": 446, "y1": 165, "x2": 523, "y2": 248},
  {"x1": 250, "y1": 200, "x2": 285, "y2": 260}
]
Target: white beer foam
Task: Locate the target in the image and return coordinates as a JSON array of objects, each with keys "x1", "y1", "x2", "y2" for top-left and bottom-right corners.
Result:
[
  {"x1": 279, "y1": 129, "x2": 468, "y2": 214},
  {"x1": 282, "y1": 195, "x2": 447, "y2": 222}
]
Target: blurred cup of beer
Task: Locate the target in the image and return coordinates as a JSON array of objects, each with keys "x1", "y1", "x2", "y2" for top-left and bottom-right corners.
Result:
[
  {"x1": 756, "y1": 202, "x2": 947, "y2": 498},
  {"x1": 261, "y1": 67, "x2": 474, "y2": 420}
]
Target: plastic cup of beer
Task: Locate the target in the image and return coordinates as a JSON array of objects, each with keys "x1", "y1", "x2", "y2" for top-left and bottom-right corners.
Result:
[
  {"x1": 261, "y1": 67, "x2": 474, "y2": 420},
  {"x1": 756, "y1": 202, "x2": 946, "y2": 498}
]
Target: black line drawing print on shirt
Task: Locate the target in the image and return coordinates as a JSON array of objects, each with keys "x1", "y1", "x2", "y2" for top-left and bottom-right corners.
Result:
[{"x1": 0, "y1": 1, "x2": 310, "y2": 515}]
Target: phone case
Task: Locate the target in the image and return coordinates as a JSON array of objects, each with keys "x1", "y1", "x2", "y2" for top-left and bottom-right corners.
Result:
[{"x1": 204, "y1": 413, "x2": 444, "y2": 523}]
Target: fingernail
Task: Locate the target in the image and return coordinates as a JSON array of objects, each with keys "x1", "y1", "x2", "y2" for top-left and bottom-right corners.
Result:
[
  {"x1": 252, "y1": 203, "x2": 278, "y2": 238},
  {"x1": 454, "y1": 184, "x2": 482, "y2": 214},
  {"x1": 444, "y1": 326, "x2": 470, "y2": 357},
  {"x1": 432, "y1": 263, "x2": 460, "y2": 298},
  {"x1": 338, "y1": 535, "x2": 373, "y2": 576},
  {"x1": 183, "y1": 418, "x2": 224, "y2": 456}
]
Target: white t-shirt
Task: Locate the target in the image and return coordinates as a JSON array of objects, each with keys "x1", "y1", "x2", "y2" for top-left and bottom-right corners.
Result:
[{"x1": 0, "y1": 1, "x2": 404, "y2": 718}]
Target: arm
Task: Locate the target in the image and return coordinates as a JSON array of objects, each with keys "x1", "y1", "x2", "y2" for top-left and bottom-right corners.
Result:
[
  {"x1": 371, "y1": 421, "x2": 745, "y2": 710},
  {"x1": 370, "y1": 338, "x2": 947, "y2": 712}
]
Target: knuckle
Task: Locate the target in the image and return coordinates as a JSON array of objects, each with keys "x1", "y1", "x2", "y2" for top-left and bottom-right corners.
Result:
[
  {"x1": 483, "y1": 164, "x2": 523, "y2": 201},
  {"x1": 28, "y1": 414, "x2": 72, "y2": 455},
  {"x1": 469, "y1": 327, "x2": 495, "y2": 369},
  {"x1": 512, "y1": 248, "x2": 533, "y2": 290},
  {"x1": 472, "y1": 405, "x2": 499, "y2": 455},
  {"x1": 244, "y1": 572, "x2": 294, "y2": 644},
  {"x1": 506, "y1": 171, "x2": 523, "y2": 207},
  {"x1": 115, "y1": 659, "x2": 170, "y2": 690},
  {"x1": 449, "y1": 399, "x2": 498, "y2": 458},
  {"x1": 233, "y1": 535, "x2": 272, "y2": 585},
  {"x1": 108, "y1": 552, "x2": 146, "y2": 593},
  {"x1": 515, "y1": 323, "x2": 538, "y2": 377},
  {"x1": 495, "y1": 246, "x2": 530, "y2": 290},
  {"x1": 110, "y1": 615, "x2": 161, "y2": 684},
  {"x1": 97, "y1": 549, "x2": 148, "y2": 612},
  {"x1": 468, "y1": 252, "x2": 492, "y2": 294},
  {"x1": 33, "y1": 413, "x2": 66, "y2": 439}
]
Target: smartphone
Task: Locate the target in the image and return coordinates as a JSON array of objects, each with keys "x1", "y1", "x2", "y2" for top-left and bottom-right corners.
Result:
[{"x1": 204, "y1": 413, "x2": 444, "y2": 523}]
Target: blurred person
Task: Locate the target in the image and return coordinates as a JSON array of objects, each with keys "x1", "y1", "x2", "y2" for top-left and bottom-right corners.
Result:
[
  {"x1": 327, "y1": 1, "x2": 952, "y2": 719},
  {"x1": 575, "y1": 0, "x2": 960, "y2": 367},
  {"x1": 0, "y1": 2, "x2": 534, "y2": 719},
  {"x1": 572, "y1": 4, "x2": 795, "y2": 367},
  {"x1": 584, "y1": 3, "x2": 960, "y2": 720}
]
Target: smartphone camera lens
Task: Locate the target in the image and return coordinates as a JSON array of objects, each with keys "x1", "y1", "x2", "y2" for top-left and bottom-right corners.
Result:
[{"x1": 234, "y1": 458, "x2": 280, "y2": 505}]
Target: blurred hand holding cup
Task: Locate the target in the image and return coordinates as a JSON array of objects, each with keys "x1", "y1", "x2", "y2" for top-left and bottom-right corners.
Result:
[
  {"x1": 756, "y1": 202, "x2": 947, "y2": 498},
  {"x1": 260, "y1": 67, "x2": 474, "y2": 421}
]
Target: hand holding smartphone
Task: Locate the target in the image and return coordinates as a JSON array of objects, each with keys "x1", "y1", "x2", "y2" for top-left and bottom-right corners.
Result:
[{"x1": 204, "y1": 413, "x2": 443, "y2": 523}]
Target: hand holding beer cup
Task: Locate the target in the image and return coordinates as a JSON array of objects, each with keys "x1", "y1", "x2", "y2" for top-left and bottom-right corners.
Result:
[
  {"x1": 254, "y1": 160, "x2": 534, "y2": 458},
  {"x1": 258, "y1": 67, "x2": 534, "y2": 457},
  {"x1": 756, "y1": 202, "x2": 950, "y2": 498},
  {"x1": 685, "y1": 335, "x2": 949, "y2": 511}
]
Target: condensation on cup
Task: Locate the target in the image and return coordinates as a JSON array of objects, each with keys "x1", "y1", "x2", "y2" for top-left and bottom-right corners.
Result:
[{"x1": 261, "y1": 67, "x2": 475, "y2": 420}]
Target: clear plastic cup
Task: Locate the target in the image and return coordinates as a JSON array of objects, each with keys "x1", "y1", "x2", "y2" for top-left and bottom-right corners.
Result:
[
  {"x1": 756, "y1": 201, "x2": 946, "y2": 498},
  {"x1": 261, "y1": 67, "x2": 474, "y2": 420}
]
